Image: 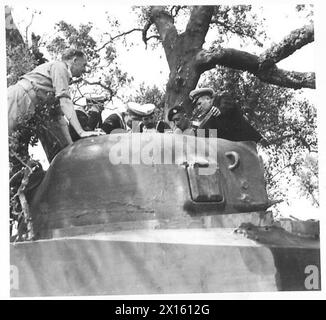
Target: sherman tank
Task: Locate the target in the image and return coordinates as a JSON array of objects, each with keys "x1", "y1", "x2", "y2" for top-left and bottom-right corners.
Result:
[{"x1": 10, "y1": 132, "x2": 320, "y2": 296}]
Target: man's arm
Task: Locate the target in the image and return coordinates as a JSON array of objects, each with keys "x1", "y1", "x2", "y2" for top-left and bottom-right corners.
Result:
[{"x1": 60, "y1": 97, "x2": 102, "y2": 138}]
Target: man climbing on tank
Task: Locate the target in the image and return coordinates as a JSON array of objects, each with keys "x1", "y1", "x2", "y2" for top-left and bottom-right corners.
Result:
[{"x1": 8, "y1": 48, "x2": 104, "y2": 141}]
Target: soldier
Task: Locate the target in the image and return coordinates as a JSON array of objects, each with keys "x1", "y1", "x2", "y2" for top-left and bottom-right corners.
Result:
[
  {"x1": 189, "y1": 87, "x2": 262, "y2": 142},
  {"x1": 8, "y1": 48, "x2": 103, "y2": 140},
  {"x1": 69, "y1": 96, "x2": 106, "y2": 141},
  {"x1": 167, "y1": 105, "x2": 194, "y2": 135}
]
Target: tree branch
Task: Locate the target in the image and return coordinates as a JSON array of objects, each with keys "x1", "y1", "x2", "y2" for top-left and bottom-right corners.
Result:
[
  {"x1": 170, "y1": 6, "x2": 185, "y2": 18},
  {"x1": 150, "y1": 6, "x2": 179, "y2": 68},
  {"x1": 146, "y1": 35, "x2": 161, "y2": 42},
  {"x1": 25, "y1": 12, "x2": 35, "y2": 44},
  {"x1": 196, "y1": 47, "x2": 315, "y2": 89},
  {"x1": 10, "y1": 168, "x2": 24, "y2": 184},
  {"x1": 141, "y1": 20, "x2": 161, "y2": 48},
  {"x1": 263, "y1": 133, "x2": 294, "y2": 146},
  {"x1": 9, "y1": 149, "x2": 33, "y2": 173},
  {"x1": 17, "y1": 164, "x2": 34, "y2": 240},
  {"x1": 83, "y1": 79, "x2": 114, "y2": 97},
  {"x1": 211, "y1": 17, "x2": 263, "y2": 47},
  {"x1": 142, "y1": 20, "x2": 152, "y2": 48},
  {"x1": 258, "y1": 24, "x2": 314, "y2": 70},
  {"x1": 96, "y1": 28, "x2": 143, "y2": 52},
  {"x1": 185, "y1": 6, "x2": 215, "y2": 48},
  {"x1": 268, "y1": 163, "x2": 293, "y2": 181}
]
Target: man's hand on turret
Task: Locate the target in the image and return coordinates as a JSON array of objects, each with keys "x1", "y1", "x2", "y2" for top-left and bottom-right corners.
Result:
[{"x1": 79, "y1": 130, "x2": 105, "y2": 138}]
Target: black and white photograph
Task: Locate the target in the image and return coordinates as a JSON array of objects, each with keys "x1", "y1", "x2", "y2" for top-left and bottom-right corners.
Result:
[{"x1": 1, "y1": 0, "x2": 325, "y2": 300}]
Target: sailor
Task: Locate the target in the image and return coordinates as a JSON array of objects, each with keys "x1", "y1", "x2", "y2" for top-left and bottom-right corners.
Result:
[
  {"x1": 189, "y1": 87, "x2": 262, "y2": 142},
  {"x1": 102, "y1": 102, "x2": 170, "y2": 134},
  {"x1": 101, "y1": 102, "x2": 142, "y2": 134},
  {"x1": 131, "y1": 103, "x2": 170, "y2": 133}
]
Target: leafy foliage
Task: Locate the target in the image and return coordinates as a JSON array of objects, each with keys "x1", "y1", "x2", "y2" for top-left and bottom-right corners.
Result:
[
  {"x1": 47, "y1": 21, "x2": 99, "y2": 62},
  {"x1": 46, "y1": 20, "x2": 132, "y2": 102},
  {"x1": 209, "y1": 5, "x2": 267, "y2": 47},
  {"x1": 131, "y1": 5, "x2": 267, "y2": 50},
  {"x1": 200, "y1": 67, "x2": 318, "y2": 209},
  {"x1": 129, "y1": 83, "x2": 166, "y2": 121},
  {"x1": 295, "y1": 4, "x2": 314, "y2": 23},
  {"x1": 9, "y1": 100, "x2": 62, "y2": 241},
  {"x1": 296, "y1": 153, "x2": 319, "y2": 206},
  {"x1": 6, "y1": 44, "x2": 37, "y2": 86}
]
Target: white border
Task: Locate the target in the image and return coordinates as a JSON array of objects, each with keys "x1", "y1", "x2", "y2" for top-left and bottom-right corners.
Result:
[{"x1": 1, "y1": 0, "x2": 325, "y2": 300}]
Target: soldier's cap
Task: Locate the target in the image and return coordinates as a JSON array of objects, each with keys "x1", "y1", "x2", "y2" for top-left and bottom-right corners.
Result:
[
  {"x1": 167, "y1": 105, "x2": 186, "y2": 121},
  {"x1": 126, "y1": 102, "x2": 156, "y2": 117},
  {"x1": 86, "y1": 95, "x2": 107, "y2": 104},
  {"x1": 189, "y1": 88, "x2": 215, "y2": 104}
]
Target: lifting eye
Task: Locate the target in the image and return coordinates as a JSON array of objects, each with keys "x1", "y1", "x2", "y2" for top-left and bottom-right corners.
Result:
[{"x1": 225, "y1": 151, "x2": 240, "y2": 170}]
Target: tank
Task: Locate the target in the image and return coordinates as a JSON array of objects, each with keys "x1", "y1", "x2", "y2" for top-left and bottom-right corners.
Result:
[{"x1": 10, "y1": 133, "x2": 321, "y2": 296}]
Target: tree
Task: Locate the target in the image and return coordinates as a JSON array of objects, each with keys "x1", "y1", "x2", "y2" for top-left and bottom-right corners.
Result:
[
  {"x1": 6, "y1": 6, "x2": 40, "y2": 86},
  {"x1": 105, "y1": 5, "x2": 314, "y2": 114}
]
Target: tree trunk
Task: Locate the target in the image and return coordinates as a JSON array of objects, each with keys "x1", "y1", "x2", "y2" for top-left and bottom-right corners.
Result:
[
  {"x1": 165, "y1": 37, "x2": 202, "y2": 115},
  {"x1": 151, "y1": 6, "x2": 215, "y2": 117},
  {"x1": 5, "y1": 6, "x2": 24, "y2": 47},
  {"x1": 149, "y1": 5, "x2": 315, "y2": 118}
]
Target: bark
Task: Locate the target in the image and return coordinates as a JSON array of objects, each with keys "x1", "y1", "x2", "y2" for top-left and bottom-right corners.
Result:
[
  {"x1": 149, "y1": 5, "x2": 315, "y2": 117},
  {"x1": 5, "y1": 6, "x2": 24, "y2": 47},
  {"x1": 184, "y1": 6, "x2": 215, "y2": 49},
  {"x1": 258, "y1": 24, "x2": 314, "y2": 70},
  {"x1": 196, "y1": 47, "x2": 315, "y2": 89},
  {"x1": 150, "y1": 6, "x2": 215, "y2": 115},
  {"x1": 17, "y1": 165, "x2": 34, "y2": 240},
  {"x1": 150, "y1": 6, "x2": 179, "y2": 69}
]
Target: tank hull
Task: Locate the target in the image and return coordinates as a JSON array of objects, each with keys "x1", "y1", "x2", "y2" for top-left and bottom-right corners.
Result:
[{"x1": 10, "y1": 225, "x2": 320, "y2": 297}]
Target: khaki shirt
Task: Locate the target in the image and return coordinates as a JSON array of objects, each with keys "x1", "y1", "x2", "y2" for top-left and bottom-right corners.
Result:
[{"x1": 22, "y1": 61, "x2": 72, "y2": 99}]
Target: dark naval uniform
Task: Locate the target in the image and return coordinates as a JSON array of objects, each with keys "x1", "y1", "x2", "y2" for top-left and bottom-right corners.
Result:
[{"x1": 204, "y1": 94, "x2": 262, "y2": 142}]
